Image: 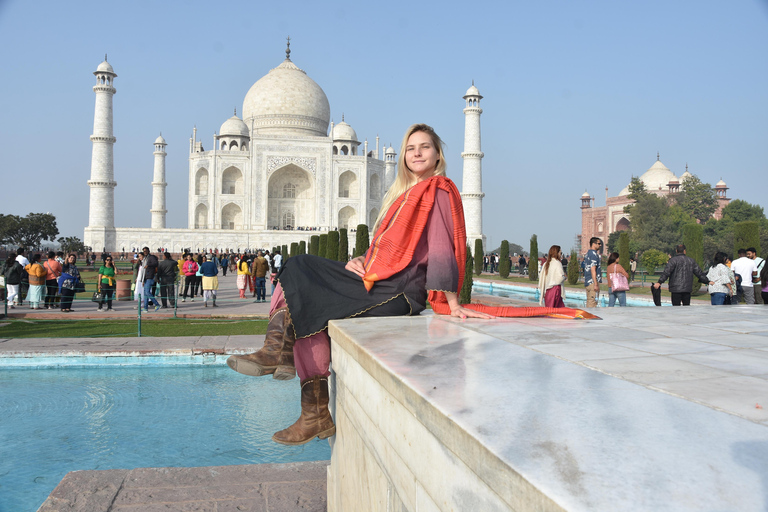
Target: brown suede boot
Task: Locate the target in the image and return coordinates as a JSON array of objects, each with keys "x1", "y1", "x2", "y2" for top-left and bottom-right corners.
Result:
[
  {"x1": 226, "y1": 307, "x2": 295, "y2": 379},
  {"x1": 272, "y1": 375, "x2": 336, "y2": 446}
]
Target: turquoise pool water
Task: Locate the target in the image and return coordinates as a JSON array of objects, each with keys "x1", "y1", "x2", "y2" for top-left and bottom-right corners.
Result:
[{"x1": 0, "y1": 359, "x2": 330, "y2": 512}]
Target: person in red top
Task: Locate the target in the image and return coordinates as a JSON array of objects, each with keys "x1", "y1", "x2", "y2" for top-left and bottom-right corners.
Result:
[
  {"x1": 181, "y1": 253, "x2": 199, "y2": 302},
  {"x1": 43, "y1": 251, "x2": 62, "y2": 310}
]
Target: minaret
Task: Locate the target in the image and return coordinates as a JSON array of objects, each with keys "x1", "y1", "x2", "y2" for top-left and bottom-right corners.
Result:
[
  {"x1": 384, "y1": 145, "x2": 397, "y2": 188},
  {"x1": 151, "y1": 134, "x2": 167, "y2": 228},
  {"x1": 461, "y1": 82, "x2": 485, "y2": 249},
  {"x1": 85, "y1": 56, "x2": 118, "y2": 252}
]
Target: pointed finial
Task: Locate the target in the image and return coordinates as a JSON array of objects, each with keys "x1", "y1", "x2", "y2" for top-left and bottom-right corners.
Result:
[
  {"x1": 685, "y1": 163, "x2": 688, "y2": 172},
  {"x1": 286, "y1": 36, "x2": 291, "y2": 60},
  {"x1": 472, "y1": 79, "x2": 474, "y2": 86},
  {"x1": 342, "y1": 113, "x2": 345, "y2": 122},
  {"x1": 657, "y1": 151, "x2": 660, "y2": 161},
  {"x1": 234, "y1": 107, "x2": 237, "y2": 116},
  {"x1": 105, "y1": 53, "x2": 108, "y2": 61}
]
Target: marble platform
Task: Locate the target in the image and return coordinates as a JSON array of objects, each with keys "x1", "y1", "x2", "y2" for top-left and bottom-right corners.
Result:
[{"x1": 326, "y1": 306, "x2": 768, "y2": 511}]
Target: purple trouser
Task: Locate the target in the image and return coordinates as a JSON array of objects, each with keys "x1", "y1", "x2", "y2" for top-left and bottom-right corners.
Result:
[{"x1": 270, "y1": 283, "x2": 331, "y2": 379}]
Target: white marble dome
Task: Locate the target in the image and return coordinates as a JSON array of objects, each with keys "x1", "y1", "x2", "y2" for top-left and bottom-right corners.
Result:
[
  {"x1": 464, "y1": 84, "x2": 481, "y2": 97},
  {"x1": 385, "y1": 146, "x2": 396, "y2": 155},
  {"x1": 332, "y1": 120, "x2": 358, "y2": 141},
  {"x1": 619, "y1": 159, "x2": 678, "y2": 195},
  {"x1": 716, "y1": 179, "x2": 727, "y2": 187},
  {"x1": 220, "y1": 115, "x2": 249, "y2": 137},
  {"x1": 96, "y1": 60, "x2": 115, "y2": 74},
  {"x1": 154, "y1": 134, "x2": 166, "y2": 144},
  {"x1": 242, "y1": 58, "x2": 330, "y2": 137}
]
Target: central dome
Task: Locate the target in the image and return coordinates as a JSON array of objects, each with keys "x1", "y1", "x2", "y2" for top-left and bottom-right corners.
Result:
[{"x1": 242, "y1": 58, "x2": 330, "y2": 137}]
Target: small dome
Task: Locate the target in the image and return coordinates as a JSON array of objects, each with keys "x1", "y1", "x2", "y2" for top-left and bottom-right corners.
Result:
[
  {"x1": 680, "y1": 170, "x2": 693, "y2": 181},
  {"x1": 220, "y1": 115, "x2": 249, "y2": 137},
  {"x1": 716, "y1": 179, "x2": 727, "y2": 187},
  {"x1": 154, "y1": 134, "x2": 166, "y2": 144},
  {"x1": 581, "y1": 191, "x2": 590, "y2": 198},
  {"x1": 332, "y1": 120, "x2": 357, "y2": 141},
  {"x1": 385, "y1": 146, "x2": 396, "y2": 155},
  {"x1": 464, "y1": 84, "x2": 481, "y2": 98},
  {"x1": 96, "y1": 60, "x2": 115, "y2": 74}
]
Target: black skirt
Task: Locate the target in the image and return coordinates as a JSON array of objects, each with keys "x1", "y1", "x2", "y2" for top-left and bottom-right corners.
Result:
[{"x1": 278, "y1": 254, "x2": 413, "y2": 338}]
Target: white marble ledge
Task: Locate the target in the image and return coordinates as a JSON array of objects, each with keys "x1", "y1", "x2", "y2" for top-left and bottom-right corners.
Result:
[{"x1": 328, "y1": 311, "x2": 768, "y2": 512}]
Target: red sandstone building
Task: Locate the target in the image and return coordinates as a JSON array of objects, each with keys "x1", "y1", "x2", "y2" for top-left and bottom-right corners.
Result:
[{"x1": 579, "y1": 155, "x2": 730, "y2": 254}]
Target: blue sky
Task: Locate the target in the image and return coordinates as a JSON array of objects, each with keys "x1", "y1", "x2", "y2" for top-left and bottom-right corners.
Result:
[{"x1": 1, "y1": 0, "x2": 766, "y2": 254}]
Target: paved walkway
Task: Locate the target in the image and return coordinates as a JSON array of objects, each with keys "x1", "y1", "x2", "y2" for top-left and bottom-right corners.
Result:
[{"x1": 38, "y1": 461, "x2": 330, "y2": 512}]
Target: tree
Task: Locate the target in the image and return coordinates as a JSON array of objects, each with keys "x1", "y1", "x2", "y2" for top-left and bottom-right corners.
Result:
[
  {"x1": 309, "y1": 235, "x2": 319, "y2": 256},
  {"x1": 281, "y1": 244, "x2": 288, "y2": 262},
  {"x1": 338, "y1": 228, "x2": 349, "y2": 262},
  {"x1": 528, "y1": 234, "x2": 538, "y2": 281},
  {"x1": 326, "y1": 230, "x2": 340, "y2": 260},
  {"x1": 567, "y1": 250, "x2": 580, "y2": 285},
  {"x1": 59, "y1": 235, "x2": 86, "y2": 255},
  {"x1": 474, "y1": 239, "x2": 484, "y2": 276},
  {"x1": 460, "y1": 244, "x2": 473, "y2": 304},
  {"x1": 626, "y1": 176, "x2": 648, "y2": 201},
  {"x1": 299, "y1": 240, "x2": 306, "y2": 255},
  {"x1": 641, "y1": 249, "x2": 668, "y2": 274},
  {"x1": 618, "y1": 232, "x2": 630, "y2": 274},
  {"x1": 318, "y1": 234, "x2": 328, "y2": 259},
  {"x1": 675, "y1": 175, "x2": 719, "y2": 224},
  {"x1": 498, "y1": 240, "x2": 510, "y2": 278},
  {"x1": 734, "y1": 221, "x2": 760, "y2": 258},
  {"x1": 0, "y1": 212, "x2": 58, "y2": 248},
  {"x1": 290, "y1": 242, "x2": 299, "y2": 259},
  {"x1": 721, "y1": 199, "x2": 765, "y2": 223},
  {"x1": 354, "y1": 224, "x2": 369, "y2": 258},
  {"x1": 625, "y1": 193, "x2": 693, "y2": 255}
]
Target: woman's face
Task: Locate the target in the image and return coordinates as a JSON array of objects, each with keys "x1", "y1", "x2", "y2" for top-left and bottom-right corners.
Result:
[
  {"x1": 405, "y1": 131, "x2": 439, "y2": 182},
  {"x1": 67, "y1": 255, "x2": 76, "y2": 264}
]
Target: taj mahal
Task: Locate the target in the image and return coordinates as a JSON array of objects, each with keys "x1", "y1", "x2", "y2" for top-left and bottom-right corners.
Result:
[{"x1": 83, "y1": 42, "x2": 486, "y2": 253}]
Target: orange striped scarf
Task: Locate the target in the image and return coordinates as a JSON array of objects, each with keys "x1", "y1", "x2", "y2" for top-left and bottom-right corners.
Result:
[{"x1": 363, "y1": 176, "x2": 598, "y2": 320}]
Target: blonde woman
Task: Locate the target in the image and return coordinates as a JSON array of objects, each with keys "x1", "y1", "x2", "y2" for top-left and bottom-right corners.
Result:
[
  {"x1": 227, "y1": 123, "x2": 492, "y2": 447},
  {"x1": 538, "y1": 245, "x2": 566, "y2": 307}
]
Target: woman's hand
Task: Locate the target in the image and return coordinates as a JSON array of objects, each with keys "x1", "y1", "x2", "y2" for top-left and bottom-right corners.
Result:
[
  {"x1": 345, "y1": 256, "x2": 366, "y2": 278},
  {"x1": 444, "y1": 291, "x2": 494, "y2": 319},
  {"x1": 450, "y1": 305, "x2": 495, "y2": 320}
]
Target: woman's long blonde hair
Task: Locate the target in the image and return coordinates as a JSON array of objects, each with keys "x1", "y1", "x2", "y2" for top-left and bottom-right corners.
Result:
[{"x1": 373, "y1": 123, "x2": 447, "y2": 232}]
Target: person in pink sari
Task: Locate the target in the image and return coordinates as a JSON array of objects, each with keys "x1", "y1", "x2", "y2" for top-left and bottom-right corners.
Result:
[{"x1": 538, "y1": 245, "x2": 566, "y2": 308}]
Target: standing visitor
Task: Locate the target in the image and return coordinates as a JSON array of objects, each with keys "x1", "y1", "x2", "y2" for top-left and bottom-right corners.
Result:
[
  {"x1": 584, "y1": 237, "x2": 602, "y2": 307},
  {"x1": 236, "y1": 254, "x2": 251, "y2": 299},
  {"x1": 221, "y1": 254, "x2": 229, "y2": 276},
  {"x1": 43, "y1": 251, "x2": 62, "y2": 310},
  {"x1": 141, "y1": 247, "x2": 161, "y2": 312},
  {"x1": 747, "y1": 247, "x2": 765, "y2": 304},
  {"x1": 200, "y1": 256, "x2": 219, "y2": 307},
  {"x1": 271, "y1": 249, "x2": 282, "y2": 293},
  {"x1": 3, "y1": 256, "x2": 23, "y2": 308},
  {"x1": 760, "y1": 261, "x2": 768, "y2": 305},
  {"x1": 538, "y1": 245, "x2": 566, "y2": 307},
  {"x1": 133, "y1": 253, "x2": 145, "y2": 307},
  {"x1": 59, "y1": 254, "x2": 81, "y2": 312},
  {"x1": 24, "y1": 254, "x2": 47, "y2": 310},
  {"x1": 15, "y1": 248, "x2": 30, "y2": 306},
  {"x1": 226, "y1": 123, "x2": 493, "y2": 446},
  {"x1": 158, "y1": 252, "x2": 179, "y2": 308},
  {"x1": 97, "y1": 255, "x2": 117, "y2": 311},
  {"x1": 707, "y1": 252, "x2": 734, "y2": 305},
  {"x1": 605, "y1": 252, "x2": 630, "y2": 307},
  {"x1": 251, "y1": 250, "x2": 270, "y2": 302},
  {"x1": 731, "y1": 249, "x2": 758, "y2": 304},
  {"x1": 181, "y1": 254, "x2": 199, "y2": 302},
  {"x1": 194, "y1": 254, "x2": 205, "y2": 297},
  {"x1": 629, "y1": 257, "x2": 637, "y2": 282},
  {"x1": 653, "y1": 244, "x2": 713, "y2": 306}
]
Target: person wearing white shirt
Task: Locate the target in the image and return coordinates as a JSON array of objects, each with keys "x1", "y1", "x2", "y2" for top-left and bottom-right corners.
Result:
[
  {"x1": 747, "y1": 247, "x2": 765, "y2": 304},
  {"x1": 731, "y1": 249, "x2": 758, "y2": 304}
]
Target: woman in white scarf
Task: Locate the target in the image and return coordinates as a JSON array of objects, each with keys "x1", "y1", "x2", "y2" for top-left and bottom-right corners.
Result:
[{"x1": 538, "y1": 245, "x2": 566, "y2": 307}]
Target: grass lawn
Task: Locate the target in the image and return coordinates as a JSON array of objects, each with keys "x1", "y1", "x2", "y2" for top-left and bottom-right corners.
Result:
[{"x1": 0, "y1": 318, "x2": 268, "y2": 338}]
